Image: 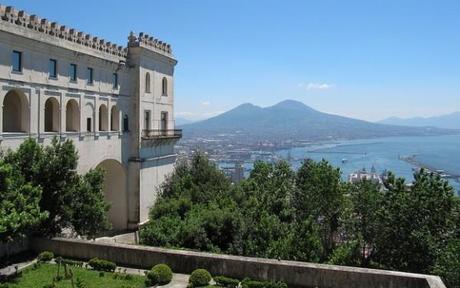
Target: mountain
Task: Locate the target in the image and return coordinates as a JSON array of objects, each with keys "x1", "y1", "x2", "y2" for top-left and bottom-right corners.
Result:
[
  {"x1": 175, "y1": 117, "x2": 195, "y2": 126},
  {"x1": 179, "y1": 100, "x2": 458, "y2": 141},
  {"x1": 378, "y1": 112, "x2": 460, "y2": 129}
]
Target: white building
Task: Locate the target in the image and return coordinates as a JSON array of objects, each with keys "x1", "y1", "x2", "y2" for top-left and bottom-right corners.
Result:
[
  {"x1": 348, "y1": 167, "x2": 383, "y2": 185},
  {"x1": 0, "y1": 6, "x2": 181, "y2": 231}
]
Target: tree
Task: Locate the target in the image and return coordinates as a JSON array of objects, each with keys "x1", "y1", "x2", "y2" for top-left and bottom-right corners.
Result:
[
  {"x1": 141, "y1": 153, "x2": 242, "y2": 254},
  {"x1": 343, "y1": 180, "x2": 383, "y2": 266},
  {"x1": 160, "y1": 153, "x2": 231, "y2": 202},
  {"x1": 67, "y1": 169, "x2": 110, "y2": 238},
  {"x1": 2, "y1": 138, "x2": 109, "y2": 238},
  {"x1": 0, "y1": 162, "x2": 47, "y2": 242},
  {"x1": 432, "y1": 238, "x2": 460, "y2": 288},
  {"x1": 373, "y1": 170, "x2": 457, "y2": 273},
  {"x1": 289, "y1": 218, "x2": 323, "y2": 262},
  {"x1": 294, "y1": 159, "x2": 345, "y2": 259},
  {"x1": 238, "y1": 161, "x2": 297, "y2": 259}
]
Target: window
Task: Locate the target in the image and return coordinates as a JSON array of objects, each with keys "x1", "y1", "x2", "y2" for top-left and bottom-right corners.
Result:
[
  {"x1": 44, "y1": 97, "x2": 59, "y2": 132},
  {"x1": 49, "y1": 59, "x2": 57, "y2": 78},
  {"x1": 86, "y1": 118, "x2": 92, "y2": 132},
  {"x1": 162, "y1": 77, "x2": 168, "y2": 96},
  {"x1": 111, "y1": 106, "x2": 120, "y2": 131},
  {"x1": 112, "y1": 73, "x2": 118, "y2": 89},
  {"x1": 145, "y1": 72, "x2": 151, "y2": 93},
  {"x1": 144, "y1": 110, "x2": 151, "y2": 130},
  {"x1": 69, "y1": 64, "x2": 77, "y2": 81},
  {"x1": 12, "y1": 51, "x2": 22, "y2": 72},
  {"x1": 99, "y1": 104, "x2": 108, "y2": 131},
  {"x1": 161, "y1": 111, "x2": 168, "y2": 131},
  {"x1": 123, "y1": 114, "x2": 129, "y2": 132},
  {"x1": 87, "y1": 67, "x2": 93, "y2": 84},
  {"x1": 3, "y1": 90, "x2": 29, "y2": 132},
  {"x1": 66, "y1": 99, "x2": 80, "y2": 132}
]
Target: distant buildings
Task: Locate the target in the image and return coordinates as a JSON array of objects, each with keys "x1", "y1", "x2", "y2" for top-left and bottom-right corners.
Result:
[
  {"x1": 221, "y1": 162, "x2": 245, "y2": 184},
  {"x1": 348, "y1": 166, "x2": 383, "y2": 185}
]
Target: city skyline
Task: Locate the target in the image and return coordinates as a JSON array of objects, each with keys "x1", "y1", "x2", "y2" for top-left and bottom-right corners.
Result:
[{"x1": 5, "y1": 0, "x2": 460, "y2": 121}]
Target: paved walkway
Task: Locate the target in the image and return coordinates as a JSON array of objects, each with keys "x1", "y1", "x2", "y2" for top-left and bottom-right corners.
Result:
[
  {"x1": 0, "y1": 259, "x2": 36, "y2": 279},
  {"x1": 96, "y1": 231, "x2": 138, "y2": 244},
  {"x1": 120, "y1": 266, "x2": 190, "y2": 287}
]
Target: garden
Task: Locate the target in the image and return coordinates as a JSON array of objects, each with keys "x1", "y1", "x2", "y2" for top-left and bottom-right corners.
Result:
[{"x1": 0, "y1": 251, "x2": 288, "y2": 288}]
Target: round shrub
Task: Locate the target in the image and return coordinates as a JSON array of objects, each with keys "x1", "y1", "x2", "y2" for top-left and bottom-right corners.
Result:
[
  {"x1": 88, "y1": 258, "x2": 116, "y2": 272},
  {"x1": 189, "y1": 269, "x2": 212, "y2": 287},
  {"x1": 147, "y1": 264, "x2": 173, "y2": 285},
  {"x1": 38, "y1": 251, "x2": 54, "y2": 262}
]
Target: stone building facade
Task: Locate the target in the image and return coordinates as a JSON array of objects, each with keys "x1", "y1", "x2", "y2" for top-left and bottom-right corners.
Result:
[{"x1": 0, "y1": 5, "x2": 181, "y2": 230}]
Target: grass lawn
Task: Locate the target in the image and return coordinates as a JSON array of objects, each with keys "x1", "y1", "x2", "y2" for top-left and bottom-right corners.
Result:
[{"x1": 5, "y1": 263, "x2": 147, "y2": 288}]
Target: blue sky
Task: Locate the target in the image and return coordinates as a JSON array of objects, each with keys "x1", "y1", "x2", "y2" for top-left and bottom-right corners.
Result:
[{"x1": 5, "y1": 0, "x2": 460, "y2": 121}]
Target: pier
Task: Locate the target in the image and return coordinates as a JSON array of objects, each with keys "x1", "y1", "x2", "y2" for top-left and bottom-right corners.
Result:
[{"x1": 400, "y1": 155, "x2": 460, "y2": 182}]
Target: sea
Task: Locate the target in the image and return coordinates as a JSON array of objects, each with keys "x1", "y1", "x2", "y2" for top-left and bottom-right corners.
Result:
[
  {"x1": 275, "y1": 134, "x2": 460, "y2": 195},
  {"x1": 219, "y1": 134, "x2": 460, "y2": 194}
]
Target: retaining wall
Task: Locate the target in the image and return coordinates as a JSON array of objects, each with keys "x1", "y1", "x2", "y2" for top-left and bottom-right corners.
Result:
[
  {"x1": 30, "y1": 238, "x2": 446, "y2": 288},
  {"x1": 0, "y1": 239, "x2": 29, "y2": 259}
]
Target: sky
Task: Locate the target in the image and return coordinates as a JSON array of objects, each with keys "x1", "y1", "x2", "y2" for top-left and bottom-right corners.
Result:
[{"x1": 4, "y1": 0, "x2": 460, "y2": 121}]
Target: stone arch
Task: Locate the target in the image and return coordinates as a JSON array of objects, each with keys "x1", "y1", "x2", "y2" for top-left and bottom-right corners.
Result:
[
  {"x1": 65, "y1": 99, "x2": 80, "y2": 132},
  {"x1": 111, "y1": 105, "x2": 120, "y2": 131},
  {"x1": 44, "y1": 97, "x2": 59, "y2": 132},
  {"x1": 84, "y1": 102, "x2": 94, "y2": 132},
  {"x1": 99, "y1": 104, "x2": 108, "y2": 131},
  {"x1": 96, "y1": 159, "x2": 128, "y2": 231},
  {"x1": 162, "y1": 77, "x2": 168, "y2": 96},
  {"x1": 145, "y1": 72, "x2": 151, "y2": 93},
  {"x1": 2, "y1": 89, "x2": 29, "y2": 133}
]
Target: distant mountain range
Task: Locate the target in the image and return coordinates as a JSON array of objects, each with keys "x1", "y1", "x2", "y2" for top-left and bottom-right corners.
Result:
[
  {"x1": 378, "y1": 112, "x2": 460, "y2": 129},
  {"x1": 175, "y1": 117, "x2": 195, "y2": 126},
  {"x1": 179, "y1": 100, "x2": 458, "y2": 141}
]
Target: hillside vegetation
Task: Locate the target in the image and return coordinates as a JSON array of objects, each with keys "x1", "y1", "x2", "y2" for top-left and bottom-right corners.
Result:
[{"x1": 141, "y1": 153, "x2": 460, "y2": 288}]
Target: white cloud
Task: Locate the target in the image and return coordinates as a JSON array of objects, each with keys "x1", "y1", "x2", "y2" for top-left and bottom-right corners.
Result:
[
  {"x1": 298, "y1": 82, "x2": 334, "y2": 91},
  {"x1": 201, "y1": 101, "x2": 211, "y2": 106}
]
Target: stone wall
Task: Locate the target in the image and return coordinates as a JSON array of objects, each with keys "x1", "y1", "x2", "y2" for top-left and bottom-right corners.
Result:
[
  {"x1": 31, "y1": 238, "x2": 446, "y2": 288},
  {"x1": 0, "y1": 239, "x2": 29, "y2": 259}
]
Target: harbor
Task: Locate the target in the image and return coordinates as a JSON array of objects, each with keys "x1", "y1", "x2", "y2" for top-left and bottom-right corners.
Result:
[{"x1": 400, "y1": 155, "x2": 460, "y2": 183}]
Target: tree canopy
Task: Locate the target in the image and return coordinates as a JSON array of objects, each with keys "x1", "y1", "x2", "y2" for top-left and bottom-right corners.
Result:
[
  {"x1": 0, "y1": 138, "x2": 110, "y2": 241},
  {"x1": 141, "y1": 153, "x2": 460, "y2": 288}
]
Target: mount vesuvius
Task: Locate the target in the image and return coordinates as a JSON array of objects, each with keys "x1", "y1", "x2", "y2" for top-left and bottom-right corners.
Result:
[{"x1": 179, "y1": 100, "x2": 458, "y2": 141}]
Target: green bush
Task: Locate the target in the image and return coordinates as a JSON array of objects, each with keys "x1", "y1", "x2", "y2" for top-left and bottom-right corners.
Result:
[
  {"x1": 241, "y1": 279, "x2": 288, "y2": 288},
  {"x1": 214, "y1": 276, "x2": 240, "y2": 288},
  {"x1": 146, "y1": 264, "x2": 173, "y2": 285},
  {"x1": 87, "y1": 258, "x2": 116, "y2": 272},
  {"x1": 61, "y1": 259, "x2": 84, "y2": 267},
  {"x1": 189, "y1": 269, "x2": 212, "y2": 287},
  {"x1": 242, "y1": 280, "x2": 265, "y2": 288},
  {"x1": 37, "y1": 251, "x2": 54, "y2": 262}
]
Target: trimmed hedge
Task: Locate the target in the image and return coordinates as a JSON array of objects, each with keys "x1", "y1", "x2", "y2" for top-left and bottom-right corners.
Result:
[
  {"x1": 37, "y1": 251, "x2": 54, "y2": 262},
  {"x1": 87, "y1": 258, "x2": 116, "y2": 272},
  {"x1": 61, "y1": 259, "x2": 84, "y2": 267},
  {"x1": 214, "y1": 276, "x2": 240, "y2": 288},
  {"x1": 189, "y1": 269, "x2": 212, "y2": 287},
  {"x1": 146, "y1": 264, "x2": 173, "y2": 285},
  {"x1": 241, "y1": 278, "x2": 288, "y2": 288}
]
